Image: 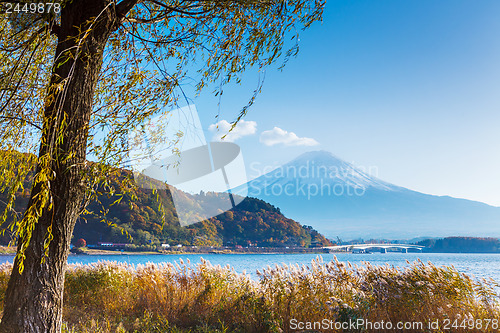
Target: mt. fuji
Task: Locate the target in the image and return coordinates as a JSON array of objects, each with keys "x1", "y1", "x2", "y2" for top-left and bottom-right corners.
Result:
[{"x1": 238, "y1": 151, "x2": 500, "y2": 239}]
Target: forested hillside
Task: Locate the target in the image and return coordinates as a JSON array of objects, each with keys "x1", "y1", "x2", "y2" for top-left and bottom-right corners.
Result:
[
  {"x1": 0, "y1": 154, "x2": 331, "y2": 248},
  {"x1": 76, "y1": 189, "x2": 330, "y2": 248},
  {"x1": 417, "y1": 237, "x2": 500, "y2": 253}
]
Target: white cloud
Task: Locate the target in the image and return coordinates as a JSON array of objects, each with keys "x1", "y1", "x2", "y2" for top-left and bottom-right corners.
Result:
[
  {"x1": 259, "y1": 127, "x2": 319, "y2": 147},
  {"x1": 208, "y1": 119, "x2": 257, "y2": 142}
]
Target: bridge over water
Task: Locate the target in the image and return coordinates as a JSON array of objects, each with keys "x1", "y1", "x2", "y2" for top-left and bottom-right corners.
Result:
[{"x1": 324, "y1": 243, "x2": 425, "y2": 253}]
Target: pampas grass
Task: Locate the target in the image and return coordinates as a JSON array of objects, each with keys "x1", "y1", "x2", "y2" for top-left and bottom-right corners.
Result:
[{"x1": 0, "y1": 257, "x2": 498, "y2": 332}]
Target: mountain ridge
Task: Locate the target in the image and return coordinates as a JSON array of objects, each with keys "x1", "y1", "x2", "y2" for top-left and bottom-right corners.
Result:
[{"x1": 242, "y1": 150, "x2": 500, "y2": 239}]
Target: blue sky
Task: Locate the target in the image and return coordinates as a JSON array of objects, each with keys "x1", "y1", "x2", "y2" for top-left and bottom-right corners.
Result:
[{"x1": 187, "y1": 0, "x2": 500, "y2": 206}]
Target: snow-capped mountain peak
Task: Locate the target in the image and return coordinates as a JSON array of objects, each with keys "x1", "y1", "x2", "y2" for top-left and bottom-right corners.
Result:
[{"x1": 249, "y1": 150, "x2": 396, "y2": 193}]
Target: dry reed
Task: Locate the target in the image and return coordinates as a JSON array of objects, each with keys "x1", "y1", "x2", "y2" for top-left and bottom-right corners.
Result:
[{"x1": 0, "y1": 257, "x2": 498, "y2": 332}]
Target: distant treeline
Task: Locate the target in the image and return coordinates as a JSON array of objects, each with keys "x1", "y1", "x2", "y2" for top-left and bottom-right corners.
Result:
[{"x1": 417, "y1": 237, "x2": 500, "y2": 253}]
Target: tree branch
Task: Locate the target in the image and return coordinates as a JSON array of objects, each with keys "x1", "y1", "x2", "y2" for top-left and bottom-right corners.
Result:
[
  {"x1": 142, "y1": 0, "x2": 211, "y2": 17},
  {"x1": 116, "y1": 0, "x2": 141, "y2": 20},
  {"x1": 0, "y1": 116, "x2": 42, "y2": 130}
]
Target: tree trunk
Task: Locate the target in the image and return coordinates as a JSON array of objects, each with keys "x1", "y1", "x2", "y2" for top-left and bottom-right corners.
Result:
[{"x1": 0, "y1": 1, "x2": 118, "y2": 332}]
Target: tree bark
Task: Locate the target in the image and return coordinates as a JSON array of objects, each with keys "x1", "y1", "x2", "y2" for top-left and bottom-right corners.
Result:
[{"x1": 0, "y1": 1, "x2": 118, "y2": 332}]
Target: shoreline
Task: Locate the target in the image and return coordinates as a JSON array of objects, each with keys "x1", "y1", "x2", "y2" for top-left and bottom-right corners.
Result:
[
  {"x1": 3, "y1": 251, "x2": 500, "y2": 256},
  {"x1": 2, "y1": 246, "x2": 500, "y2": 256},
  {"x1": 0, "y1": 249, "x2": 328, "y2": 256}
]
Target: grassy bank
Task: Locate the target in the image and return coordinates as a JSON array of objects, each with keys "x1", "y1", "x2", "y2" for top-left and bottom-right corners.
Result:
[
  {"x1": 0, "y1": 257, "x2": 498, "y2": 332},
  {"x1": 0, "y1": 246, "x2": 15, "y2": 254}
]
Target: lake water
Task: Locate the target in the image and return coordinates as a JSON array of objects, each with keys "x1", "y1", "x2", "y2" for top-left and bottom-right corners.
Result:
[{"x1": 1, "y1": 252, "x2": 499, "y2": 282}]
